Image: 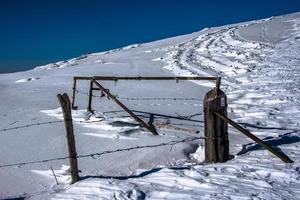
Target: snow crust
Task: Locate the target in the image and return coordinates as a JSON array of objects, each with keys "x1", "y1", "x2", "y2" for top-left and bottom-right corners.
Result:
[{"x1": 0, "y1": 12, "x2": 300, "y2": 200}]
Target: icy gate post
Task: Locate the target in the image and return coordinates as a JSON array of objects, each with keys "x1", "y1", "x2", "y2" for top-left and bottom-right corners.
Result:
[{"x1": 203, "y1": 88, "x2": 229, "y2": 163}]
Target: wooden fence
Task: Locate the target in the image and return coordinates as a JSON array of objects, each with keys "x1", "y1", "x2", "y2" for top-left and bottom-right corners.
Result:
[{"x1": 58, "y1": 75, "x2": 293, "y2": 184}]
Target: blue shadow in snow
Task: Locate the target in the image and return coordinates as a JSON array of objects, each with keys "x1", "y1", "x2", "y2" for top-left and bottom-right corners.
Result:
[{"x1": 80, "y1": 166, "x2": 191, "y2": 181}]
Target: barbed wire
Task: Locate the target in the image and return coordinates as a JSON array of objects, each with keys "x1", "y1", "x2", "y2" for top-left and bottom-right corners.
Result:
[
  {"x1": 78, "y1": 136, "x2": 205, "y2": 159},
  {"x1": 0, "y1": 111, "x2": 200, "y2": 134},
  {"x1": 2, "y1": 111, "x2": 297, "y2": 135},
  {"x1": 0, "y1": 119, "x2": 106, "y2": 134},
  {"x1": 0, "y1": 155, "x2": 70, "y2": 168},
  {"x1": 0, "y1": 136, "x2": 204, "y2": 169},
  {"x1": 0, "y1": 120, "x2": 64, "y2": 132},
  {"x1": 96, "y1": 103, "x2": 201, "y2": 108},
  {"x1": 75, "y1": 89, "x2": 202, "y2": 101},
  {"x1": 118, "y1": 97, "x2": 202, "y2": 101}
]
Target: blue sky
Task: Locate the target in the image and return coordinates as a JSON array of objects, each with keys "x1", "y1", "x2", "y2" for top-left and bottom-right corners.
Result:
[{"x1": 1, "y1": 0, "x2": 300, "y2": 73}]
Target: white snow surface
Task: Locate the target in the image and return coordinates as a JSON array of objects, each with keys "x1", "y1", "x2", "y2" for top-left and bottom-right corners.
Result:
[{"x1": 0, "y1": 12, "x2": 300, "y2": 199}]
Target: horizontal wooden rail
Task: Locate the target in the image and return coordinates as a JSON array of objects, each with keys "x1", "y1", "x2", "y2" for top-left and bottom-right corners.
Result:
[
  {"x1": 72, "y1": 76, "x2": 221, "y2": 109},
  {"x1": 74, "y1": 76, "x2": 221, "y2": 89},
  {"x1": 214, "y1": 112, "x2": 293, "y2": 163},
  {"x1": 74, "y1": 76, "x2": 219, "y2": 81}
]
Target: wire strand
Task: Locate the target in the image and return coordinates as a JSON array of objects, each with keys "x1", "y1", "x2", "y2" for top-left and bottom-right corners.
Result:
[
  {"x1": 75, "y1": 89, "x2": 202, "y2": 101},
  {"x1": 0, "y1": 136, "x2": 204, "y2": 168}
]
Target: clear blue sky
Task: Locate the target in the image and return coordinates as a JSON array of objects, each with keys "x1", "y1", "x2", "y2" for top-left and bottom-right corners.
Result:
[{"x1": 1, "y1": 0, "x2": 300, "y2": 73}]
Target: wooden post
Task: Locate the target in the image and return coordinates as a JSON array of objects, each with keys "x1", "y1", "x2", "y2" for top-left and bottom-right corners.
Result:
[
  {"x1": 57, "y1": 93, "x2": 79, "y2": 184},
  {"x1": 71, "y1": 77, "x2": 78, "y2": 109},
  {"x1": 203, "y1": 88, "x2": 229, "y2": 163},
  {"x1": 148, "y1": 114, "x2": 157, "y2": 134},
  {"x1": 216, "y1": 77, "x2": 221, "y2": 90},
  {"x1": 87, "y1": 80, "x2": 93, "y2": 112}
]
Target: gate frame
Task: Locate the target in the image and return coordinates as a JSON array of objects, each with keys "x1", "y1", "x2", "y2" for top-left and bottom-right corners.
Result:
[
  {"x1": 71, "y1": 76, "x2": 221, "y2": 136},
  {"x1": 69, "y1": 75, "x2": 293, "y2": 163}
]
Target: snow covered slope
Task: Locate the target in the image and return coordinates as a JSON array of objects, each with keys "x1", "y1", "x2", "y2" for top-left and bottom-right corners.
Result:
[{"x1": 0, "y1": 12, "x2": 300, "y2": 199}]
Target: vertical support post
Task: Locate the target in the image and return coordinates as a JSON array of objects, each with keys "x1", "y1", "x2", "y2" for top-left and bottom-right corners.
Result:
[
  {"x1": 87, "y1": 80, "x2": 93, "y2": 112},
  {"x1": 216, "y1": 77, "x2": 221, "y2": 90},
  {"x1": 203, "y1": 87, "x2": 229, "y2": 163},
  {"x1": 148, "y1": 114, "x2": 157, "y2": 134},
  {"x1": 57, "y1": 93, "x2": 79, "y2": 184},
  {"x1": 71, "y1": 77, "x2": 77, "y2": 109}
]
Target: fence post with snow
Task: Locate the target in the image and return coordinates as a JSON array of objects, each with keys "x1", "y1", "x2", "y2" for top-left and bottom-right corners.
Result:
[
  {"x1": 204, "y1": 82, "x2": 229, "y2": 163},
  {"x1": 87, "y1": 80, "x2": 94, "y2": 112},
  {"x1": 57, "y1": 93, "x2": 80, "y2": 184}
]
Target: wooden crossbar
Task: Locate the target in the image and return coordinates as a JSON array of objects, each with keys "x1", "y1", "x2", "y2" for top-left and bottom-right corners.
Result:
[
  {"x1": 215, "y1": 112, "x2": 293, "y2": 163},
  {"x1": 74, "y1": 76, "x2": 219, "y2": 81},
  {"x1": 71, "y1": 76, "x2": 221, "y2": 110},
  {"x1": 92, "y1": 80, "x2": 158, "y2": 135}
]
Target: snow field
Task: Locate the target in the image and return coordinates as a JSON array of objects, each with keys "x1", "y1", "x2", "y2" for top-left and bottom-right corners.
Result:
[{"x1": 0, "y1": 12, "x2": 300, "y2": 200}]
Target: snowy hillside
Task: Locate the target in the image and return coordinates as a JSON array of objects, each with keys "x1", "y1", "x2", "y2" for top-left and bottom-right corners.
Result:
[{"x1": 0, "y1": 12, "x2": 300, "y2": 199}]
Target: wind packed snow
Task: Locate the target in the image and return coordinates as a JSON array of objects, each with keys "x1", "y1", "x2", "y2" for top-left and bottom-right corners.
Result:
[{"x1": 0, "y1": 12, "x2": 300, "y2": 199}]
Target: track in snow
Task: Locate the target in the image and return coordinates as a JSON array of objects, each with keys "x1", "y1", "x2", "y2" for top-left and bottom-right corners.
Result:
[{"x1": 163, "y1": 16, "x2": 300, "y2": 136}]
